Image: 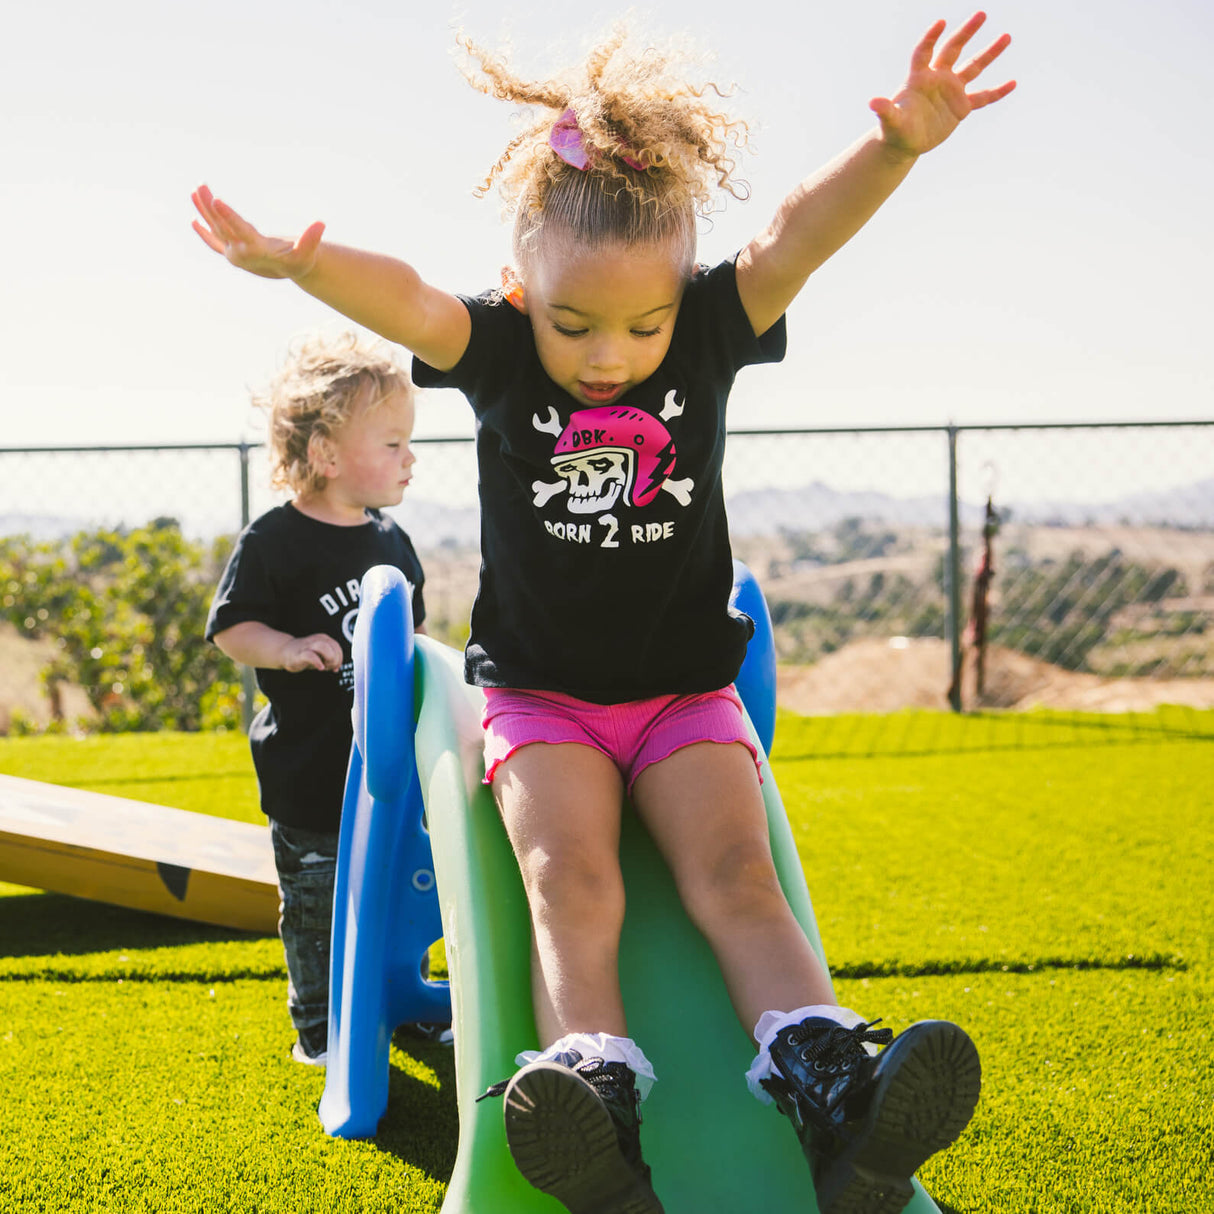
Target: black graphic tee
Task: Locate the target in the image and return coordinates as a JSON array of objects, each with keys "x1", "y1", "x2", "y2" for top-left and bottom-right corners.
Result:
[
  {"x1": 413, "y1": 256, "x2": 785, "y2": 703},
  {"x1": 206, "y1": 503, "x2": 426, "y2": 830}
]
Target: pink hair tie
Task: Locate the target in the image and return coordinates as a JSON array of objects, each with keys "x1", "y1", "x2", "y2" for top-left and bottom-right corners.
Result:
[{"x1": 549, "y1": 108, "x2": 645, "y2": 173}]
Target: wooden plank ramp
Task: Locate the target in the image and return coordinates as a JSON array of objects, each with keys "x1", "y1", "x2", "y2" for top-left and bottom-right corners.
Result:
[{"x1": 0, "y1": 773, "x2": 278, "y2": 932}]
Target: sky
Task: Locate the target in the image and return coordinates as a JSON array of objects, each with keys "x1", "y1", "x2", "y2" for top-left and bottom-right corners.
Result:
[{"x1": 3, "y1": 0, "x2": 1212, "y2": 452}]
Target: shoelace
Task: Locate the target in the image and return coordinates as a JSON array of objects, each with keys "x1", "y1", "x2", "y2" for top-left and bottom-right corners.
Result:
[
  {"x1": 788, "y1": 1018, "x2": 894, "y2": 1074},
  {"x1": 476, "y1": 1052, "x2": 646, "y2": 1167},
  {"x1": 763, "y1": 1019, "x2": 898, "y2": 1145},
  {"x1": 573, "y1": 1058, "x2": 629, "y2": 1102},
  {"x1": 573, "y1": 1059, "x2": 647, "y2": 1174},
  {"x1": 476, "y1": 1049, "x2": 601, "y2": 1103},
  {"x1": 578, "y1": 1061, "x2": 644, "y2": 1126}
]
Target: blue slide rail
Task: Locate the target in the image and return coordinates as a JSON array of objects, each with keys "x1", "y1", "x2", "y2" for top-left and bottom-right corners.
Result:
[{"x1": 318, "y1": 566, "x2": 452, "y2": 1138}]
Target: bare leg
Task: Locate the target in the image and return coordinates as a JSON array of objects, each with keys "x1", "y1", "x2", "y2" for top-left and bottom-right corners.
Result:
[
  {"x1": 491, "y1": 741, "x2": 628, "y2": 1046},
  {"x1": 630, "y1": 741, "x2": 835, "y2": 1038}
]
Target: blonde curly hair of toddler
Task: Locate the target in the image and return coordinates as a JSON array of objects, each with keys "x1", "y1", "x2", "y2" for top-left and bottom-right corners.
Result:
[
  {"x1": 254, "y1": 333, "x2": 414, "y2": 497},
  {"x1": 456, "y1": 25, "x2": 750, "y2": 273}
]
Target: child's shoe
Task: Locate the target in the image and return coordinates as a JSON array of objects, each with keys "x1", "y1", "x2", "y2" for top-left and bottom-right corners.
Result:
[
  {"x1": 290, "y1": 1022, "x2": 328, "y2": 1067},
  {"x1": 479, "y1": 1050, "x2": 664, "y2": 1214},
  {"x1": 396, "y1": 1020, "x2": 455, "y2": 1047},
  {"x1": 761, "y1": 1017, "x2": 980, "y2": 1214}
]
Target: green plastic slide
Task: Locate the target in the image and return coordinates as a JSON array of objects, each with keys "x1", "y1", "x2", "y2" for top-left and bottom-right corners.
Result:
[{"x1": 413, "y1": 636, "x2": 944, "y2": 1214}]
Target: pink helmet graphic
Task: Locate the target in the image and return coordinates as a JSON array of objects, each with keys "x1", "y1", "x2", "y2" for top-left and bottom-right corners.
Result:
[{"x1": 551, "y1": 406, "x2": 677, "y2": 509}]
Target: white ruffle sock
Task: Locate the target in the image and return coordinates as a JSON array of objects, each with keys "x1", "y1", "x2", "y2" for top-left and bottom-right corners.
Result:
[
  {"x1": 745, "y1": 1004, "x2": 872, "y2": 1104},
  {"x1": 515, "y1": 1032, "x2": 657, "y2": 1101}
]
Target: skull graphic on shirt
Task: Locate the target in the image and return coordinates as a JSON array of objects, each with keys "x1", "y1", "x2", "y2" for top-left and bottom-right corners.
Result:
[{"x1": 531, "y1": 404, "x2": 694, "y2": 514}]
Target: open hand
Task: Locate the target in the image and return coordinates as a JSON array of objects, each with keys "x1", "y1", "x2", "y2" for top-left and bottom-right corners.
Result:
[
  {"x1": 871, "y1": 12, "x2": 1015, "y2": 158},
  {"x1": 191, "y1": 185, "x2": 325, "y2": 280}
]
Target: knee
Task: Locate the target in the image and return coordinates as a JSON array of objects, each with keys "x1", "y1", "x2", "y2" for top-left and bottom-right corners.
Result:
[
  {"x1": 519, "y1": 844, "x2": 625, "y2": 932},
  {"x1": 680, "y1": 842, "x2": 787, "y2": 929}
]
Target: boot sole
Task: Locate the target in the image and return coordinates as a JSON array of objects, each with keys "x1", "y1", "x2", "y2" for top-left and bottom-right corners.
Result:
[
  {"x1": 503, "y1": 1061, "x2": 665, "y2": 1214},
  {"x1": 815, "y1": 1020, "x2": 981, "y2": 1214}
]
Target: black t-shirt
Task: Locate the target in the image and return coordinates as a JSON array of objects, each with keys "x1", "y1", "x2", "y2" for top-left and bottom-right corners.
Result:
[
  {"x1": 206, "y1": 503, "x2": 426, "y2": 831},
  {"x1": 413, "y1": 256, "x2": 785, "y2": 703}
]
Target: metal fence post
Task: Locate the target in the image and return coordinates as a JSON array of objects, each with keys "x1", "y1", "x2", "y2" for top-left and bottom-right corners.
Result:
[
  {"x1": 946, "y1": 424, "x2": 964, "y2": 711},
  {"x1": 238, "y1": 443, "x2": 257, "y2": 733}
]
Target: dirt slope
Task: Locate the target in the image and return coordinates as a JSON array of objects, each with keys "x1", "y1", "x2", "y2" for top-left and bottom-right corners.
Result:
[{"x1": 777, "y1": 637, "x2": 1214, "y2": 715}]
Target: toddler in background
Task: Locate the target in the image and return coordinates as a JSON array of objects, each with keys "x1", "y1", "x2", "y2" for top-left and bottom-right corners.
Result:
[{"x1": 206, "y1": 333, "x2": 441, "y2": 1066}]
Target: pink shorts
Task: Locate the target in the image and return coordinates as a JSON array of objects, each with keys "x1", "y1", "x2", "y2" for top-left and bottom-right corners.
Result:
[{"x1": 481, "y1": 685, "x2": 763, "y2": 795}]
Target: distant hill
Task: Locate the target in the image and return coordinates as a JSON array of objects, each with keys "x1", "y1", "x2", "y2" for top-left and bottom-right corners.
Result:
[
  {"x1": 725, "y1": 483, "x2": 982, "y2": 535},
  {"x1": 3, "y1": 477, "x2": 1212, "y2": 545},
  {"x1": 725, "y1": 476, "x2": 1214, "y2": 536},
  {"x1": 0, "y1": 512, "x2": 97, "y2": 542},
  {"x1": 1009, "y1": 477, "x2": 1214, "y2": 529}
]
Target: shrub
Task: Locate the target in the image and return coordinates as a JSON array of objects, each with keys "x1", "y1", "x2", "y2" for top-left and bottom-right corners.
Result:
[{"x1": 0, "y1": 522, "x2": 243, "y2": 732}]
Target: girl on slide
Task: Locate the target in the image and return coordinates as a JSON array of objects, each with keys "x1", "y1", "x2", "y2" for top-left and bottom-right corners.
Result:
[{"x1": 192, "y1": 14, "x2": 1014, "y2": 1213}]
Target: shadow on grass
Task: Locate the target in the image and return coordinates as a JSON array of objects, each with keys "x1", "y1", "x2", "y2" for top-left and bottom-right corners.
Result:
[
  {"x1": 372, "y1": 1041, "x2": 460, "y2": 1182},
  {"x1": 832, "y1": 952, "x2": 1186, "y2": 980},
  {"x1": 48, "y1": 770, "x2": 256, "y2": 789},
  {"x1": 0, "y1": 887, "x2": 269, "y2": 959}
]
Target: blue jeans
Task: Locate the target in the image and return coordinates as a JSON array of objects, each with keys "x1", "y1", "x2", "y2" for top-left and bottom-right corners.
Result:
[{"x1": 269, "y1": 820, "x2": 339, "y2": 1036}]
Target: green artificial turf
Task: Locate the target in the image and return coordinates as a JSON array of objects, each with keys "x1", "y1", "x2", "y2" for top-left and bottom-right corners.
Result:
[
  {"x1": 2, "y1": 714, "x2": 1212, "y2": 1212},
  {"x1": 774, "y1": 715, "x2": 1214, "y2": 976},
  {"x1": 0, "y1": 975, "x2": 456, "y2": 1213},
  {"x1": 0, "y1": 731, "x2": 262, "y2": 824}
]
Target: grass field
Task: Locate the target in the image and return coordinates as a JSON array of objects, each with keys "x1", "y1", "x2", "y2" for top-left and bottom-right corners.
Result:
[{"x1": 2, "y1": 709, "x2": 1212, "y2": 1213}]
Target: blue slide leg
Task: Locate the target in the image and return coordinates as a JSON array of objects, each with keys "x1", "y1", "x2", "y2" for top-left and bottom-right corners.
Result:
[{"x1": 318, "y1": 566, "x2": 451, "y2": 1138}]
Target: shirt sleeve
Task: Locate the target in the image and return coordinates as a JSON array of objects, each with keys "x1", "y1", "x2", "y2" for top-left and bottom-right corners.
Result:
[
  {"x1": 205, "y1": 527, "x2": 279, "y2": 641},
  {"x1": 686, "y1": 256, "x2": 788, "y2": 379},
  {"x1": 411, "y1": 290, "x2": 529, "y2": 404}
]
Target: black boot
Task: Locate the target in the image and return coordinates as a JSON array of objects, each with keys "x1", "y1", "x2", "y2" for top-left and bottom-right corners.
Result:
[
  {"x1": 762, "y1": 1017, "x2": 981, "y2": 1214},
  {"x1": 479, "y1": 1050, "x2": 664, "y2": 1214}
]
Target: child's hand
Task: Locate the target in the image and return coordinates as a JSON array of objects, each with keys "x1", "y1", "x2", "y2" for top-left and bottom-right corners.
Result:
[
  {"x1": 870, "y1": 12, "x2": 1015, "y2": 159},
  {"x1": 280, "y1": 633, "x2": 344, "y2": 673},
  {"x1": 191, "y1": 185, "x2": 325, "y2": 280}
]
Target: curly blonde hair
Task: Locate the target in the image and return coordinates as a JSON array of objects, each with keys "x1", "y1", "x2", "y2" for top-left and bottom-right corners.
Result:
[
  {"x1": 255, "y1": 333, "x2": 413, "y2": 496},
  {"x1": 456, "y1": 26, "x2": 750, "y2": 272}
]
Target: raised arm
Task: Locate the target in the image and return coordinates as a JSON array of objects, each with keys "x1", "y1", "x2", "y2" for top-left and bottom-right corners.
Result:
[
  {"x1": 191, "y1": 186, "x2": 471, "y2": 372},
  {"x1": 736, "y1": 11, "x2": 1015, "y2": 337}
]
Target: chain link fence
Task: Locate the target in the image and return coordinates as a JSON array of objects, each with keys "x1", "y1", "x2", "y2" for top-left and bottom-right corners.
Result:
[
  {"x1": 721, "y1": 423, "x2": 1214, "y2": 740},
  {"x1": 2, "y1": 423, "x2": 1212, "y2": 740}
]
